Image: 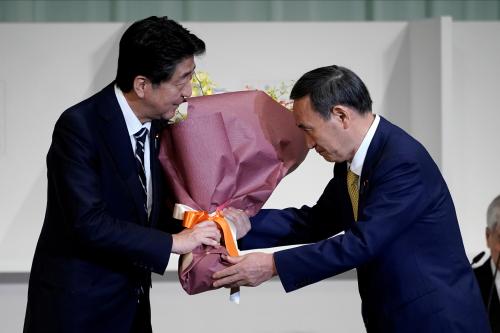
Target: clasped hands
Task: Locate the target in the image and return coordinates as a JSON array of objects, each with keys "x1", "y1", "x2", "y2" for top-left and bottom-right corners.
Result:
[
  {"x1": 171, "y1": 207, "x2": 251, "y2": 254},
  {"x1": 172, "y1": 207, "x2": 277, "y2": 289},
  {"x1": 211, "y1": 208, "x2": 277, "y2": 289}
]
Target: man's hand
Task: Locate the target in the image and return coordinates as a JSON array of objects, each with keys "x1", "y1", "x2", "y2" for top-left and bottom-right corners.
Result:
[
  {"x1": 171, "y1": 221, "x2": 221, "y2": 254},
  {"x1": 223, "y1": 207, "x2": 251, "y2": 240},
  {"x1": 212, "y1": 252, "x2": 277, "y2": 288}
]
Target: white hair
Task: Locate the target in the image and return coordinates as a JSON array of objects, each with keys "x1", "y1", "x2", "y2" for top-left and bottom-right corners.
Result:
[{"x1": 487, "y1": 195, "x2": 500, "y2": 229}]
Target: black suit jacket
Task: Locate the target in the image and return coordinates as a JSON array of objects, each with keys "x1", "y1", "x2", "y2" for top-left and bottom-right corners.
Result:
[
  {"x1": 474, "y1": 257, "x2": 500, "y2": 333},
  {"x1": 24, "y1": 84, "x2": 181, "y2": 332}
]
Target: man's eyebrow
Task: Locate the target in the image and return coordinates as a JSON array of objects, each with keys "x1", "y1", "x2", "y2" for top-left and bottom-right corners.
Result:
[{"x1": 180, "y1": 66, "x2": 196, "y2": 79}]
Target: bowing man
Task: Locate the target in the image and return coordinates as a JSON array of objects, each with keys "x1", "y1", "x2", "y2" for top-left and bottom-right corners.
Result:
[{"x1": 214, "y1": 65, "x2": 490, "y2": 333}]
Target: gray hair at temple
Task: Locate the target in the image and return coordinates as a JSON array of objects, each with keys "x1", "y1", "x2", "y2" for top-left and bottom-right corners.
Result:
[{"x1": 487, "y1": 195, "x2": 500, "y2": 229}]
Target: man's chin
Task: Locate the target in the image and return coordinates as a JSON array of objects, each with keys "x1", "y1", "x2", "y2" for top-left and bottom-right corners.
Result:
[
  {"x1": 319, "y1": 154, "x2": 337, "y2": 163},
  {"x1": 162, "y1": 111, "x2": 176, "y2": 120},
  {"x1": 319, "y1": 154, "x2": 333, "y2": 162}
]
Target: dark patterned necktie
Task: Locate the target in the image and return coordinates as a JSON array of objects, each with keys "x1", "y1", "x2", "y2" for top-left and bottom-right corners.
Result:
[{"x1": 133, "y1": 128, "x2": 149, "y2": 214}]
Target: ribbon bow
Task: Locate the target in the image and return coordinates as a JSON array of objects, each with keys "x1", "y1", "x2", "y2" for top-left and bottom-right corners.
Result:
[
  {"x1": 173, "y1": 203, "x2": 241, "y2": 304},
  {"x1": 182, "y1": 209, "x2": 239, "y2": 256}
]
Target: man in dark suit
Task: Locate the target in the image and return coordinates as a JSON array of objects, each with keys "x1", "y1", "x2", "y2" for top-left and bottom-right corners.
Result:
[
  {"x1": 24, "y1": 16, "x2": 226, "y2": 333},
  {"x1": 214, "y1": 65, "x2": 490, "y2": 332},
  {"x1": 474, "y1": 195, "x2": 500, "y2": 332}
]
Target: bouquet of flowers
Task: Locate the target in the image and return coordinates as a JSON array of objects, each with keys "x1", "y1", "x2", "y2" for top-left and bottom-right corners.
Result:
[{"x1": 158, "y1": 90, "x2": 308, "y2": 299}]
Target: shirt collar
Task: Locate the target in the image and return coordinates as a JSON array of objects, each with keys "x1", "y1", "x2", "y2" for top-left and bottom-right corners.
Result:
[
  {"x1": 114, "y1": 84, "x2": 151, "y2": 136},
  {"x1": 349, "y1": 114, "x2": 380, "y2": 177}
]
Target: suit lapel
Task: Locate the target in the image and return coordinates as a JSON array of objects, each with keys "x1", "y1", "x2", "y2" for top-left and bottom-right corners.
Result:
[
  {"x1": 148, "y1": 121, "x2": 164, "y2": 227},
  {"x1": 96, "y1": 84, "x2": 148, "y2": 225},
  {"x1": 358, "y1": 116, "x2": 390, "y2": 218}
]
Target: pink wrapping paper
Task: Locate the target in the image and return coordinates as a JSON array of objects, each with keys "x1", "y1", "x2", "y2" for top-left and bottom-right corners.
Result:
[
  {"x1": 158, "y1": 90, "x2": 308, "y2": 295},
  {"x1": 178, "y1": 245, "x2": 231, "y2": 295}
]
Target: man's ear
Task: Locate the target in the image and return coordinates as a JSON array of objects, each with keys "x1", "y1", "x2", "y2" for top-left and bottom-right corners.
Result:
[
  {"x1": 133, "y1": 76, "x2": 148, "y2": 99},
  {"x1": 331, "y1": 105, "x2": 352, "y2": 129}
]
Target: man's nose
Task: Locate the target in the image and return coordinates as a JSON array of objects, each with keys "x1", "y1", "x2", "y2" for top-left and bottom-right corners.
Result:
[
  {"x1": 305, "y1": 135, "x2": 316, "y2": 149},
  {"x1": 182, "y1": 81, "x2": 193, "y2": 98}
]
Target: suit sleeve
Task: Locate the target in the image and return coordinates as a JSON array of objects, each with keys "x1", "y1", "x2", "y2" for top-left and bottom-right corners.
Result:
[
  {"x1": 239, "y1": 177, "x2": 349, "y2": 250},
  {"x1": 274, "y1": 155, "x2": 431, "y2": 292},
  {"x1": 49, "y1": 111, "x2": 172, "y2": 274}
]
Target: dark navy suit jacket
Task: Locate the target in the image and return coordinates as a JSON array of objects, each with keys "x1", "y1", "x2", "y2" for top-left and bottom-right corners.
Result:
[
  {"x1": 24, "y1": 84, "x2": 181, "y2": 332},
  {"x1": 474, "y1": 257, "x2": 500, "y2": 332},
  {"x1": 240, "y1": 116, "x2": 490, "y2": 332}
]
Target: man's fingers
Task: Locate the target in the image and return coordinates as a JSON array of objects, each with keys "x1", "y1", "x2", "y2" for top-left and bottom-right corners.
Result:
[
  {"x1": 194, "y1": 226, "x2": 220, "y2": 239},
  {"x1": 205, "y1": 228, "x2": 221, "y2": 240},
  {"x1": 222, "y1": 207, "x2": 250, "y2": 239},
  {"x1": 194, "y1": 220, "x2": 216, "y2": 228},
  {"x1": 221, "y1": 255, "x2": 242, "y2": 265},
  {"x1": 201, "y1": 237, "x2": 219, "y2": 246},
  {"x1": 213, "y1": 263, "x2": 240, "y2": 279},
  {"x1": 223, "y1": 213, "x2": 236, "y2": 223},
  {"x1": 201, "y1": 230, "x2": 221, "y2": 244},
  {"x1": 213, "y1": 274, "x2": 243, "y2": 288},
  {"x1": 223, "y1": 207, "x2": 243, "y2": 220}
]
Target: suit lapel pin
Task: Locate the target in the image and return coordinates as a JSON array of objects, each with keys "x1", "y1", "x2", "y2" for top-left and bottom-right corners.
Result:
[
  {"x1": 154, "y1": 133, "x2": 159, "y2": 150},
  {"x1": 360, "y1": 179, "x2": 368, "y2": 195}
]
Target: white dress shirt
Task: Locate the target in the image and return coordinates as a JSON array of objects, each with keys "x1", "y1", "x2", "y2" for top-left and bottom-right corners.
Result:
[
  {"x1": 348, "y1": 114, "x2": 381, "y2": 182},
  {"x1": 114, "y1": 85, "x2": 152, "y2": 216}
]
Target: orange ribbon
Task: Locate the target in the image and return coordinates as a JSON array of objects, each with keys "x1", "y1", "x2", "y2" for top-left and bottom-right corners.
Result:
[{"x1": 182, "y1": 210, "x2": 239, "y2": 257}]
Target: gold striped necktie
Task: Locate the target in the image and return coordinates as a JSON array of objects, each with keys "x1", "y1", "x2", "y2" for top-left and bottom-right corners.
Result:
[{"x1": 347, "y1": 169, "x2": 359, "y2": 221}]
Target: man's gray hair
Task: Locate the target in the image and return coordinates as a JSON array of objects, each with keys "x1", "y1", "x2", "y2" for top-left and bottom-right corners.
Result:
[{"x1": 487, "y1": 195, "x2": 500, "y2": 229}]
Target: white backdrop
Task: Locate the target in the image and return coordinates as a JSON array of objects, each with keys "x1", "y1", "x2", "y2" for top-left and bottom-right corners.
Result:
[
  {"x1": 1, "y1": 18, "x2": 500, "y2": 272},
  {"x1": 2, "y1": 18, "x2": 500, "y2": 333}
]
